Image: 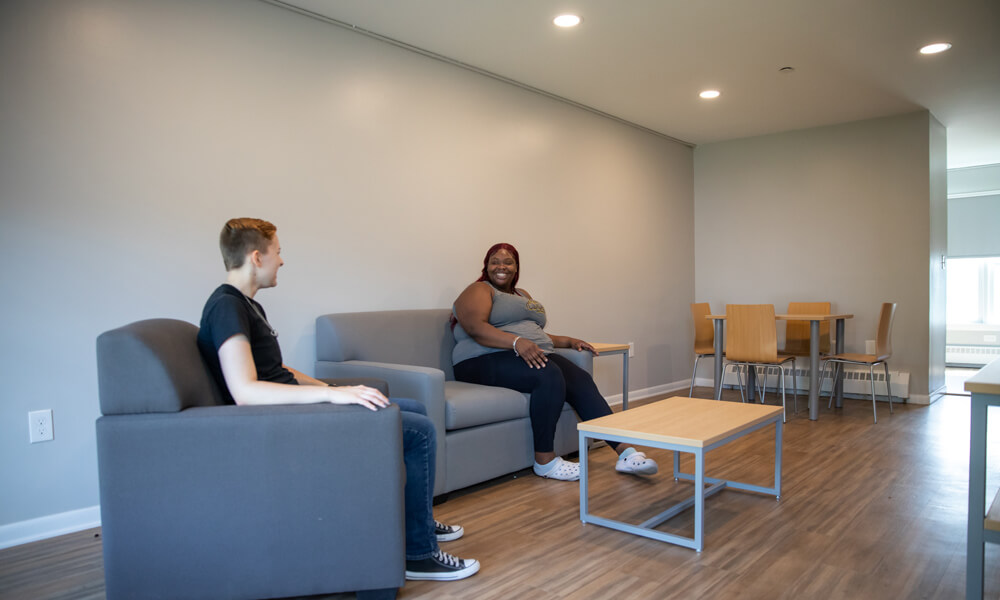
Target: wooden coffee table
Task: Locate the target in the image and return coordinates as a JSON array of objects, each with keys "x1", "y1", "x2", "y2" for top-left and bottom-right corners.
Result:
[{"x1": 577, "y1": 396, "x2": 783, "y2": 551}]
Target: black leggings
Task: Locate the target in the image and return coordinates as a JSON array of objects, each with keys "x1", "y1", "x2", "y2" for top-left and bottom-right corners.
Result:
[{"x1": 453, "y1": 351, "x2": 616, "y2": 453}]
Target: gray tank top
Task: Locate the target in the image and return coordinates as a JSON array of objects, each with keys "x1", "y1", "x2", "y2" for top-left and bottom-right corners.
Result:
[{"x1": 452, "y1": 284, "x2": 555, "y2": 365}]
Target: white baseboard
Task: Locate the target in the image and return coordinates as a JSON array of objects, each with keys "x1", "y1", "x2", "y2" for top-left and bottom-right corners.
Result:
[
  {"x1": 696, "y1": 377, "x2": 929, "y2": 404},
  {"x1": 0, "y1": 505, "x2": 101, "y2": 550},
  {"x1": 604, "y1": 379, "x2": 691, "y2": 407}
]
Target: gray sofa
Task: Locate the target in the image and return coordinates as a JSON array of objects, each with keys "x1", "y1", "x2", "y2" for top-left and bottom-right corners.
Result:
[
  {"x1": 315, "y1": 309, "x2": 592, "y2": 497},
  {"x1": 96, "y1": 319, "x2": 405, "y2": 600}
]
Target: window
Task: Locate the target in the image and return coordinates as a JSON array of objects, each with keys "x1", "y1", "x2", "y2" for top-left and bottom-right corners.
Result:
[{"x1": 947, "y1": 256, "x2": 1000, "y2": 325}]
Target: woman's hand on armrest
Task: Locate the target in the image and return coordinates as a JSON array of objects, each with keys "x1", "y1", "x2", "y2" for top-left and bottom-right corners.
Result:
[
  {"x1": 218, "y1": 335, "x2": 390, "y2": 410},
  {"x1": 326, "y1": 385, "x2": 391, "y2": 411},
  {"x1": 550, "y1": 335, "x2": 598, "y2": 355}
]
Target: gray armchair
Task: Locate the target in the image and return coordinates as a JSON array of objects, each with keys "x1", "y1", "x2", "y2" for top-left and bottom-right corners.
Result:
[
  {"x1": 315, "y1": 309, "x2": 593, "y2": 497},
  {"x1": 96, "y1": 319, "x2": 404, "y2": 600}
]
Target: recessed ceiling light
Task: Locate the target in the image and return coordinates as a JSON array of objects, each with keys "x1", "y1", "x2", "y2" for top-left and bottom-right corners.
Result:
[
  {"x1": 699, "y1": 90, "x2": 721, "y2": 99},
  {"x1": 920, "y1": 42, "x2": 952, "y2": 54},
  {"x1": 553, "y1": 14, "x2": 582, "y2": 27}
]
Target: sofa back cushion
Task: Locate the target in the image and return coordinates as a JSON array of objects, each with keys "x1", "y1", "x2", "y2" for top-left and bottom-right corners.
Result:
[
  {"x1": 97, "y1": 319, "x2": 225, "y2": 415},
  {"x1": 316, "y1": 309, "x2": 456, "y2": 379}
]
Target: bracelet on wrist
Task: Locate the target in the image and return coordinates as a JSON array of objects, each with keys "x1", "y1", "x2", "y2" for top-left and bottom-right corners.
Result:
[{"x1": 512, "y1": 336, "x2": 522, "y2": 356}]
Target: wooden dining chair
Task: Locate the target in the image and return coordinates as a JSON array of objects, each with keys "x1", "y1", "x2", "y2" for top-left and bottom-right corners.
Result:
[
  {"x1": 690, "y1": 303, "x2": 721, "y2": 397},
  {"x1": 781, "y1": 301, "x2": 832, "y2": 356},
  {"x1": 819, "y1": 302, "x2": 897, "y2": 423},
  {"x1": 725, "y1": 304, "x2": 798, "y2": 422}
]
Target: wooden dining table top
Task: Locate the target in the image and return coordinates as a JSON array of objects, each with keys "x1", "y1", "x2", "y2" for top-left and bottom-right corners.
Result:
[{"x1": 706, "y1": 313, "x2": 853, "y2": 321}]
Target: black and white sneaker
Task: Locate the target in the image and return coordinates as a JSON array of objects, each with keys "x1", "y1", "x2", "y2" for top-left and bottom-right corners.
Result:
[
  {"x1": 405, "y1": 549, "x2": 480, "y2": 581},
  {"x1": 435, "y1": 520, "x2": 464, "y2": 542}
]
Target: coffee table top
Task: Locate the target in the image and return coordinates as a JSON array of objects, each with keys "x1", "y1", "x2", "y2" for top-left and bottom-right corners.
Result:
[{"x1": 578, "y1": 397, "x2": 783, "y2": 447}]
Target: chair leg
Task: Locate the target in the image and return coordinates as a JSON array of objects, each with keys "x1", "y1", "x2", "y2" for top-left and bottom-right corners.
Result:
[
  {"x1": 884, "y1": 362, "x2": 893, "y2": 414},
  {"x1": 779, "y1": 365, "x2": 787, "y2": 423},
  {"x1": 869, "y1": 364, "x2": 877, "y2": 424},
  {"x1": 757, "y1": 365, "x2": 766, "y2": 404},
  {"x1": 690, "y1": 355, "x2": 701, "y2": 397},
  {"x1": 826, "y1": 362, "x2": 841, "y2": 409},
  {"x1": 736, "y1": 364, "x2": 747, "y2": 403},
  {"x1": 791, "y1": 359, "x2": 798, "y2": 414},
  {"x1": 818, "y1": 360, "x2": 829, "y2": 407}
]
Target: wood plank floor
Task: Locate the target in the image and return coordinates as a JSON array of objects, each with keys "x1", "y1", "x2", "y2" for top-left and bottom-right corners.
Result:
[{"x1": 4, "y1": 389, "x2": 1000, "y2": 599}]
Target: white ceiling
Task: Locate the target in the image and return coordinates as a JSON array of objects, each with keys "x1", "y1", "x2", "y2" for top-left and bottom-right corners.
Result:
[{"x1": 275, "y1": 0, "x2": 1000, "y2": 169}]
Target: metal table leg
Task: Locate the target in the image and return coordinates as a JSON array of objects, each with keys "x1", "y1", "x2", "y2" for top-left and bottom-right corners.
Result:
[
  {"x1": 713, "y1": 318, "x2": 724, "y2": 400},
  {"x1": 622, "y1": 352, "x2": 630, "y2": 410},
  {"x1": 967, "y1": 398, "x2": 988, "y2": 599}
]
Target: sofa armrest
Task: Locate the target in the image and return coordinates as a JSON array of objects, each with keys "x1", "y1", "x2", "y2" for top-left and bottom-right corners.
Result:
[
  {"x1": 553, "y1": 348, "x2": 594, "y2": 374},
  {"x1": 319, "y1": 377, "x2": 390, "y2": 397},
  {"x1": 315, "y1": 360, "x2": 446, "y2": 431},
  {"x1": 97, "y1": 403, "x2": 404, "y2": 599}
]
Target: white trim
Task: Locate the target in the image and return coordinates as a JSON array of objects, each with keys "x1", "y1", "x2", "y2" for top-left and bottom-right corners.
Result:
[
  {"x1": 604, "y1": 379, "x2": 691, "y2": 407},
  {"x1": 948, "y1": 190, "x2": 1000, "y2": 199},
  {"x1": 0, "y1": 506, "x2": 101, "y2": 550},
  {"x1": 696, "y1": 376, "x2": 930, "y2": 404}
]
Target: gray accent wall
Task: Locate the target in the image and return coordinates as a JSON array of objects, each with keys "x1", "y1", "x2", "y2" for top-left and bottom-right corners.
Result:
[
  {"x1": 693, "y1": 112, "x2": 947, "y2": 401},
  {"x1": 0, "y1": 0, "x2": 693, "y2": 531}
]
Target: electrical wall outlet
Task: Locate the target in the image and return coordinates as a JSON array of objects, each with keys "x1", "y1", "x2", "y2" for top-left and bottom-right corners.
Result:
[
  {"x1": 628, "y1": 342, "x2": 635, "y2": 358},
  {"x1": 29, "y1": 409, "x2": 53, "y2": 443}
]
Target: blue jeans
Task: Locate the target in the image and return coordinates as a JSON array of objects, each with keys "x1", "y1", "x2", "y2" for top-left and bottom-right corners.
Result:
[{"x1": 393, "y1": 397, "x2": 438, "y2": 560}]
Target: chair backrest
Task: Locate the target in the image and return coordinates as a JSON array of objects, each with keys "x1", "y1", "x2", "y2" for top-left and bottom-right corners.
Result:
[
  {"x1": 875, "y1": 302, "x2": 897, "y2": 360},
  {"x1": 725, "y1": 304, "x2": 778, "y2": 363},
  {"x1": 784, "y1": 301, "x2": 831, "y2": 354},
  {"x1": 316, "y1": 309, "x2": 456, "y2": 379},
  {"x1": 691, "y1": 302, "x2": 715, "y2": 355},
  {"x1": 96, "y1": 319, "x2": 225, "y2": 415}
]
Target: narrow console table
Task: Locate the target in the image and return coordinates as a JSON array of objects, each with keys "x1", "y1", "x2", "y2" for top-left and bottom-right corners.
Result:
[
  {"x1": 591, "y1": 343, "x2": 631, "y2": 410},
  {"x1": 965, "y1": 360, "x2": 1000, "y2": 599}
]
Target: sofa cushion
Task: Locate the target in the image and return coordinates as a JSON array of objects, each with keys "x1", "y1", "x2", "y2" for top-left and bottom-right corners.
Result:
[{"x1": 444, "y1": 381, "x2": 527, "y2": 430}]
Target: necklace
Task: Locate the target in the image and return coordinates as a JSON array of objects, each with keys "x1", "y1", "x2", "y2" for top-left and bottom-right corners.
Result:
[{"x1": 240, "y1": 292, "x2": 278, "y2": 337}]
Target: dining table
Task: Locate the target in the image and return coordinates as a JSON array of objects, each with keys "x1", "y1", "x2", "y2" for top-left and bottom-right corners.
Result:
[{"x1": 706, "y1": 312, "x2": 853, "y2": 420}]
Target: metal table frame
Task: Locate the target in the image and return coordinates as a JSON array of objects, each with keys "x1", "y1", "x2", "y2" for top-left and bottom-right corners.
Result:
[
  {"x1": 578, "y1": 412, "x2": 782, "y2": 551},
  {"x1": 967, "y1": 389, "x2": 1000, "y2": 599}
]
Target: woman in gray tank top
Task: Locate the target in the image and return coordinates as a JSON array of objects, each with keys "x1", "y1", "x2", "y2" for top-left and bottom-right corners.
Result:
[{"x1": 451, "y1": 243, "x2": 658, "y2": 481}]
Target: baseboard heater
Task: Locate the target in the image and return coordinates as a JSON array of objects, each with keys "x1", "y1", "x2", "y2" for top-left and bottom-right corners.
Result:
[
  {"x1": 720, "y1": 364, "x2": 910, "y2": 399},
  {"x1": 946, "y1": 345, "x2": 1000, "y2": 367}
]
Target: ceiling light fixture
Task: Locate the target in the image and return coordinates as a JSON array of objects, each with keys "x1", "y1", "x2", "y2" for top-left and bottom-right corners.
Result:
[
  {"x1": 920, "y1": 42, "x2": 952, "y2": 54},
  {"x1": 699, "y1": 90, "x2": 721, "y2": 99},
  {"x1": 553, "y1": 14, "x2": 582, "y2": 27}
]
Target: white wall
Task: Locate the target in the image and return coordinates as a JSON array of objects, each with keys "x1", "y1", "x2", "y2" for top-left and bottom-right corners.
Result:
[
  {"x1": 945, "y1": 163, "x2": 1000, "y2": 354},
  {"x1": 0, "y1": 0, "x2": 694, "y2": 535},
  {"x1": 949, "y1": 163, "x2": 1000, "y2": 197},
  {"x1": 693, "y1": 112, "x2": 946, "y2": 400},
  {"x1": 928, "y1": 116, "x2": 947, "y2": 393},
  {"x1": 948, "y1": 194, "x2": 1000, "y2": 258}
]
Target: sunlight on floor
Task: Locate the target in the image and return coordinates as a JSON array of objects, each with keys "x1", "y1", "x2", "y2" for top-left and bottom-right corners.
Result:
[{"x1": 945, "y1": 366, "x2": 977, "y2": 396}]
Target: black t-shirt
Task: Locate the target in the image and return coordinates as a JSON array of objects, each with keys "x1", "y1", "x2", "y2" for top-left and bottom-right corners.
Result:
[{"x1": 197, "y1": 284, "x2": 297, "y2": 404}]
